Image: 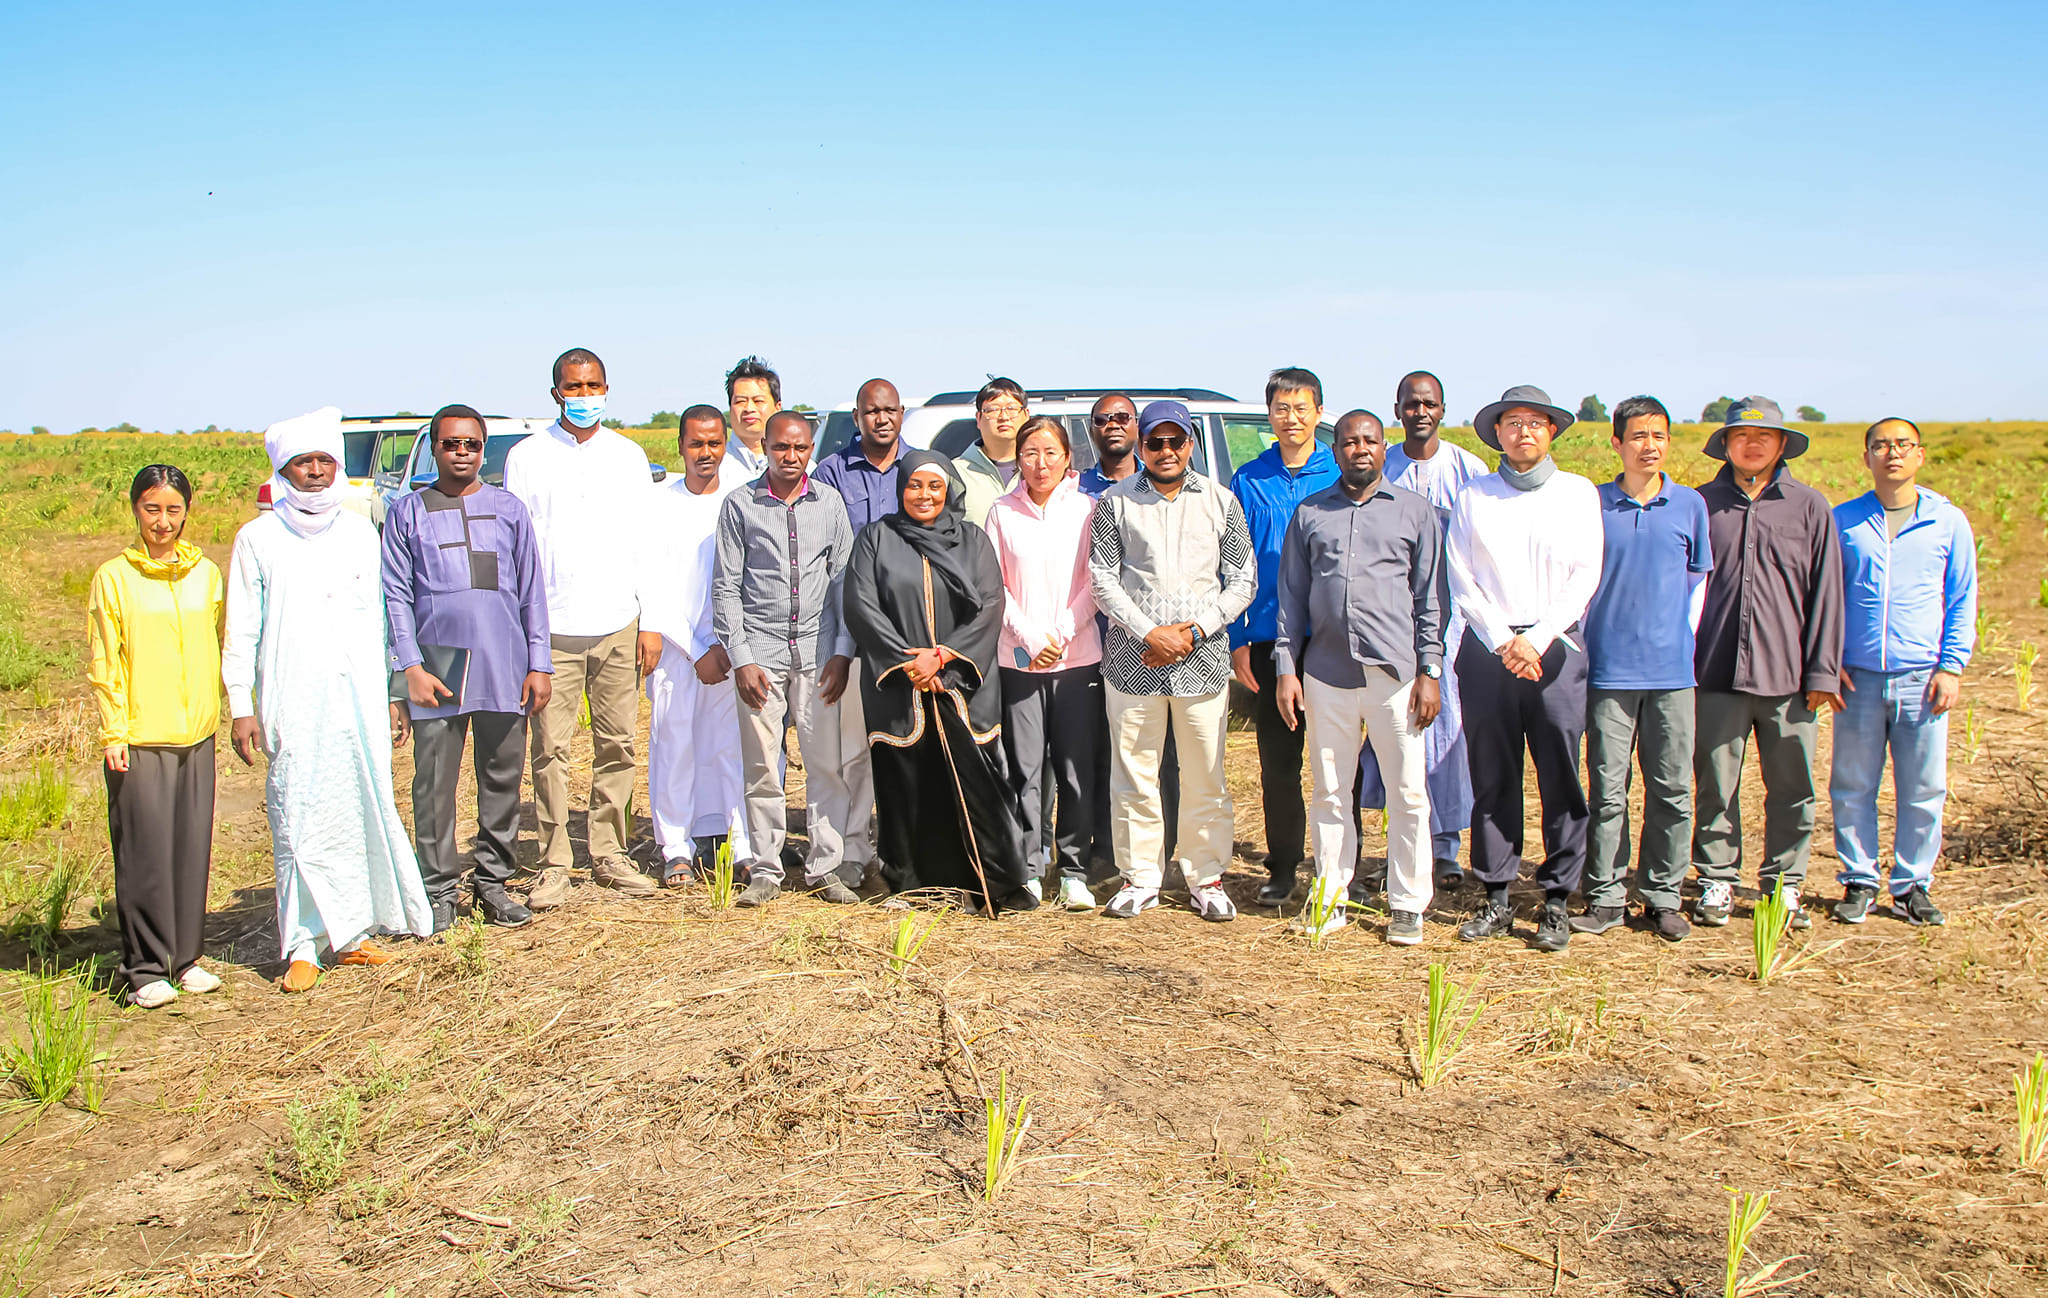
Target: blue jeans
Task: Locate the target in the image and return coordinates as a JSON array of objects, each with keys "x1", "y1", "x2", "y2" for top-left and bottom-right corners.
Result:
[{"x1": 1829, "y1": 667, "x2": 1949, "y2": 895}]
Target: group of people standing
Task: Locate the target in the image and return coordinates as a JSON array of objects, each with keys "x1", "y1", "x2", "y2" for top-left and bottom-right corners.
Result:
[{"x1": 84, "y1": 353, "x2": 1977, "y2": 1008}]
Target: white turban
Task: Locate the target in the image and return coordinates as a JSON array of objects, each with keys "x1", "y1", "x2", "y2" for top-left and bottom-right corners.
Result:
[{"x1": 262, "y1": 405, "x2": 347, "y2": 534}]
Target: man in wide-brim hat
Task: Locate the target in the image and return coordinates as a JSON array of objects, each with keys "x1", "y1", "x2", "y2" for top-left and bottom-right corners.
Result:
[
  {"x1": 1689, "y1": 396, "x2": 1843, "y2": 931},
  {"x1": 1444, "y1": 385, "x2": 1604, "y2": 953}
]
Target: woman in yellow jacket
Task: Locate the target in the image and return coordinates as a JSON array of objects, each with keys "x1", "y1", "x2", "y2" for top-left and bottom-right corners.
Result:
[{"x1": 87, "y1": 465, "x2": 227, "y2": 1009}]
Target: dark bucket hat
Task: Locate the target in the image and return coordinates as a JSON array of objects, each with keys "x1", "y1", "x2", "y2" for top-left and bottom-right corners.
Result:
[
  {"x1": 1472, "y1": 385, "x2": 1576, "y2": 451},
  {"x1": 1703, "y1": 395, "x2": 1810, "y2": 461}
]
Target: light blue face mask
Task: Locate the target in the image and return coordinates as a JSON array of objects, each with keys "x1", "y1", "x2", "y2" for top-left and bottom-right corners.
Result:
[{"x1": 562, "y1": 394, "x2": 607, "y2": 428}]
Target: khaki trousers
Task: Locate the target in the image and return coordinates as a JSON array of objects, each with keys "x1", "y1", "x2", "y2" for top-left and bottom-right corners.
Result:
[
  {"x1": 1104, "y1": 683, "x2": 1233, "y2": 890},
  {"x1": 1304, "y1": 673, "x2": 1431, "y2": 913},
  {"x1": 530, "y1": 622, "x2": 639, "y2": 868},
  {"x1": 735, "y1": 663, "x2": 873, "y2": 886}
]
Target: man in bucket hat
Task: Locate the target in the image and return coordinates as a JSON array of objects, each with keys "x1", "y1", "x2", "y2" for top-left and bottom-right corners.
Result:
[
  {"x1": 1444, "y1": 386, "x2": 1604, "y2": 952},
  {"x1": 1691, "y1": 396, "x2": 1844, "y2": 929}
]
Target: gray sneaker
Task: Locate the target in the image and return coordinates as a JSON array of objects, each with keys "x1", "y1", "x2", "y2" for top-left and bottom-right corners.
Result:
[
  {"x1": 525, "y1": 867, "x2": 571, "y2": 910},
  {"x1": 1570, "y1": 904, "x2": 1627, "y2": 935},
  {"x1": 1896, "y1": 885, "x2": 1945, "y2": 926},
  {"x1": 735, "y1": 876, "x2": 781, "y2": 908},
  {"x1": 1694, "y1": 880, "x2": 1734, "y2": 927},
  {"x1": 811, "y1": 878, "x2": 860, "y2": 904},
  {"x1": 1832, "y1": 884, "x2": 1879, "y2": 925},
  {"x1": 1385, "y1": 910, "x2": 1424, "y2": 946},
  {"x1": 592, "y1": 856, "x2": 658, "y2": 896}
]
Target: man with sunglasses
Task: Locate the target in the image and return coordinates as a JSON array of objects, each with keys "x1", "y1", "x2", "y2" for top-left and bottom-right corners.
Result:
[
  {"x1": 383, "y1": 404, "x2": 553, "y2": 932},
  {"x1": 1080, "y1": 394, "x2": 1142, "y2": 497},
  {"x1": 1090, "y1": 400, "x2": 1255, "y2": 922},
  {"x1": 1823, "y1": 418, "x2": 1974, "y2": 927},
  {"x1": 955, "y1": 377, "x2": 1028, "y2": 525}
]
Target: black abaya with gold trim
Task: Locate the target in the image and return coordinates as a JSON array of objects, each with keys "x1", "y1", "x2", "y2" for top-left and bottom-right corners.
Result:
[{"x1": 843, "y1": 455, "x2": 1031, "y2": 905}]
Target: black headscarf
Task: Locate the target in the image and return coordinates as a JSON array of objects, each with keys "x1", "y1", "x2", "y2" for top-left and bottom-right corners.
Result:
[{"x1": 883, "y1": 449, "x2": 981, "y2": 607}]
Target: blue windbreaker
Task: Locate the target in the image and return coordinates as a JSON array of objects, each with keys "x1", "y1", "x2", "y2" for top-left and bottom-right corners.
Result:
[
  {"x1": 1228, "y1": 443, "x2": 1339, "y2": 648},
  {"x1": 1833, "y1": 487, "x2": 1976, "y2": 674}
]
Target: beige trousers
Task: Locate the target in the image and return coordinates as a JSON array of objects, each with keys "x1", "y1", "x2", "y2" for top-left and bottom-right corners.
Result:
[
  {"x1": 735, "y1": 663, "x2": 873, "y2": 886},
  {"x1": 1104, "y1": 683, "x2": 1232, "y2": 890},
  {"x1": 530, "y1": 622, "x2": 639, "y2": 868},
  {"x1": 1304, "y1": 672, "x2": 1432, "y2": 914}
]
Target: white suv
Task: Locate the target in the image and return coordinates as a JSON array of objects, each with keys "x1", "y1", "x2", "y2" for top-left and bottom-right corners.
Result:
[{"x1": 897, "y1": 387, "x2": 1334, "y2": 481}]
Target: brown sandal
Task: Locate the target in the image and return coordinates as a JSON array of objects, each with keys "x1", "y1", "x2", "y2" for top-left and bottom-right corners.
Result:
[
  {"x1": 336, "y1": 941, "x2": 392, "y2": 967},
  {"x1": 280, "y1": 960, "x2": 320, "y2": 993}
]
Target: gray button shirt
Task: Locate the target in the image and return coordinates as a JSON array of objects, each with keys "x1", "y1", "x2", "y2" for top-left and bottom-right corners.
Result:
[
  {"x1": 1273, "y1": 479, "x2": 1445, "y2": 688},
  {"x1": 712, "y1": 474, "x2": 856, "y2": 675}
]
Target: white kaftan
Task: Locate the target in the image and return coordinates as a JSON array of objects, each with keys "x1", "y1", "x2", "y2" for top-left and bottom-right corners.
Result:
[
  {"x1": 639, "y1": 463, "x2": 754, "y2": 864},
  {"x1": 1357, "y1": 440, "x2": 1490, "y2": 848},
  {"x1": 223, "y1": 509, "x2": 432, "y2": 960}
]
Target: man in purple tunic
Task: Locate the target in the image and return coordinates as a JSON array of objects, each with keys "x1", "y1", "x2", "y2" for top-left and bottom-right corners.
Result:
[{"x1": 383, "y1": 404, "x2": 554, "y2": 932}]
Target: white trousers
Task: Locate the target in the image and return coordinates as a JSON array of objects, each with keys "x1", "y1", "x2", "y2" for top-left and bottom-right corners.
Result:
[
  {"x1": 735, "y1": 662, "x2": 873, "y2": 885},
  {"x1": 1305, "y1": 672, "x2": 1432, "y2": 914},
  {"x1": 1105, "y1": 683, "x2": 1232, "y2": 890},
  {"x1": 646, "y1": 642, "x2": 752, "y2": 865}
]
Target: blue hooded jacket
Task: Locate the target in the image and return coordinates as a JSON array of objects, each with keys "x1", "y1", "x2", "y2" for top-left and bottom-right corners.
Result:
[
  {"x1": 1833, "y1": 486, "x2": 1976, "y2": 674},
  {"x1": 1228, "y1": 442, "x2": 1340, "y2": 648}
]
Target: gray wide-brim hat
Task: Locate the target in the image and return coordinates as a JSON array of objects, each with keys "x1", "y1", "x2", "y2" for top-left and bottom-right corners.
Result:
[
  {"x1": 1703, "y1": 395, "x2": 1810, "y2": 461},
  {"x1": 1473, "y1": 385, "x2": 1576, "y2": 451}
]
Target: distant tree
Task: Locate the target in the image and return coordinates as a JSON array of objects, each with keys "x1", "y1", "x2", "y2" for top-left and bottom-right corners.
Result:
[
  {"x1": 30, "y1": 426, "x2": 48, "y2": 436},
  {"x1": 791, "y1": 403, "x2": 816, "y2": 413},
  {"x1": 647, "y1": 410, "x2": 681, "y2": 429},
  {"x1": 394, "y1": 410, "x2": 418, "y2": 418},
  {"x1": 1796, "y1": 405, "x2": 1826, "y2": 422},
  {"x1": 600, "y1": 418, "x2": 625, "y2": 430},
  {"x1": 1701, "y1": 396, "x2": 1735, "y2": 424},
  {"x1": 1576, "y1": 394, "x2": 1608, "y2": 423},
  {"x1": 109, "y1": 422, "x2": 141, "y2": 434}
]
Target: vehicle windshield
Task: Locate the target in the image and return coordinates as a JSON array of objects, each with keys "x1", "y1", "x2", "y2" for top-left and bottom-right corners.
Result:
[{"x1": 342, "y1": 430, "x2": 380, "y2": 479}]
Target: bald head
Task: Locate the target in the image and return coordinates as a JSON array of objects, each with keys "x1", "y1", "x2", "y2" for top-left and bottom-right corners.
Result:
[
  {"x1": 854, "y1": 378, "x2": 904, "y2": 462},
  {"x1": 1333, "y1": 408, "x2": 1387, "y2": 490}
]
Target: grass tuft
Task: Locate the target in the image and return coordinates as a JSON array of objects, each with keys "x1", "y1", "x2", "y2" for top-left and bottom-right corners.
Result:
[
  {"x1": 884, "y1": 912, "x2": 937, "y2": 983},
  {"x1": 706, "y1": 839, "x2": 736, "y2": 910},
  {"x1": 1411, "y1": 962, "x2": 1483, "y2": 1088},
  {"x1": 0, "y1": 762, "x2": 69, "y2": 841},
  {"x1": 2016, "y1": 641, "x2": 2038, "y2": 711},
  {"x1": 281, "y1": 1086, "x2": 361, "y2": 1198},
  {"x1": 3, "y1": 966, "x2": 110, "y2": 1114},
  {"x1": 1721, "y1": 1188, "x2": 1809, "y2": 1296},
  {"x1": 2016, "y1": 1052, "x2": 2048, "y2": 1167},
  {"x1": 6, "y1": 846, "x2": 90, "y2": 960},
  {"x1": 982, "y1": 1069, "x2": 1033, "y2": 1201},
  {"x1": 1751, "y1": 883, "x2": 1794, "y2": 985}
]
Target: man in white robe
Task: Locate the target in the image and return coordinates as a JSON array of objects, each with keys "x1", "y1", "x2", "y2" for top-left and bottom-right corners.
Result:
[
  {"x1": 1356, "y1": 371, "x2": 1486, "y2": 897},
  {"x1": 224, "y1": 406, "x2": 432, "y2": 992},
  {"x1": 637, "y1": 406, "x2": 754, "y2": 882}
]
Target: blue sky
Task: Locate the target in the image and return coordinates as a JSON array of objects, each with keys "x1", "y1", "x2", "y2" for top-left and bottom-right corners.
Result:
[{"x1": 3, "y1": 0, "x2": 2043, "y2": 432}]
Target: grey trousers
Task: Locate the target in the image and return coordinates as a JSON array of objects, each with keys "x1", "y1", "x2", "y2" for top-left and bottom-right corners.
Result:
[
  {"x1": 1584, "y1": 687, "x2": 1694, "y2": 911},
  {"x1": 1692, "y1": 689, "x2": 1819, "y2": 889},
  {"x1": 106, "y1": 737, "x2": 215, "y2": 992},
  {"x1": 413, "y1": 710, "x2": 527, "y2": 902}
]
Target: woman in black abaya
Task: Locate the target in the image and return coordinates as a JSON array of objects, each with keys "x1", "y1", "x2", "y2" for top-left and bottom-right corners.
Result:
[{"x1": 844, "y1": 451, "x2": 1035, "y2": 912}]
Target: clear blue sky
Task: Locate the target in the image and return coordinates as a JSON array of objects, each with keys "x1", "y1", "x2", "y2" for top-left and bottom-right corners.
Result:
[{"x1": 3, "y1": 0, "x2": 2044, "y2": 432}]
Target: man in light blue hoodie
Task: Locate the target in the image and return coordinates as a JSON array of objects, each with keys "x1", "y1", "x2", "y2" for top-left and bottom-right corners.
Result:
[{"x1": 1824, "y1": 418, "x2": 1975, "y2": 926}]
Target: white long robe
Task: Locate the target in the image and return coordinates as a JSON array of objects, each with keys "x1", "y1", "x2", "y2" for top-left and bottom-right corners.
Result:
[
  {"x1": 1357, "y1": 440, "x2": 1489, "y2": 845},
  {"x1": 223, "y1": 509, "x2": 432, "y2": 959},
  {"x1": 640, "y1": 464, "x2": 753, "y2": 864}
]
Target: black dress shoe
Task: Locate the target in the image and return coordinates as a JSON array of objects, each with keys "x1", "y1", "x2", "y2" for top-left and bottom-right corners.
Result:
[
  {"x1": 473, "y1": 887, "x2": 532, "y2": 929},
  {"x1": 1458, "y1": 895, "x2": 1515, "y2": 942},
  {"x1": 1256, "y1": 869, "x2": 1298, "y2": 906},
  {"x1": 429, "y1": 899, "x2": 458, "y2": 935},
  {"x1": 1529, "y1": 899, "x2": 1571, "y2": 952}
]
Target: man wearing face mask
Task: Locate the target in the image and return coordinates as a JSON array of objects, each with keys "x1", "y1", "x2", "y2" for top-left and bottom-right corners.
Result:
[
  {"x1": 504, "y1": 348, "x2": 658, "y2": 907},
  {"x1": 1445, "y1": 386, "x2": 1604, "y2": 953},
  {"x1": 224, "y1": 407, "x2": 433, "y2": 993}
]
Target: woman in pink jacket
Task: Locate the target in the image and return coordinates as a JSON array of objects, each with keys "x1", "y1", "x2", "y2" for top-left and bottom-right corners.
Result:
[{"x1": 984, "y1": 416, "x2": 1104, "y2": 911}]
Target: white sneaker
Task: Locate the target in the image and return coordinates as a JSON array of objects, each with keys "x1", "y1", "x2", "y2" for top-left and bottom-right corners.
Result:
[
  {"x1": 1188, "y1": 882, "x2": 1237, "y2": 924},
  {"x1": 1021, "y1": 878, "x2": 1044, "y2": 904},
  {"x1": 178, "y1": 964, "x2": 222, "y2": 994},
  {"x1": 1055, "y1": 877, "x2": 1096, "y2": 911},
  {"x1": 1289, "y1": 883, "x2": 1350, "y2": 938},
  {"x1": 1104, "y1": 885, "x2": 1160, "y2": 919},
  {"x1": 129, "y1": 979, "x2": 178, "y2": 1009}
]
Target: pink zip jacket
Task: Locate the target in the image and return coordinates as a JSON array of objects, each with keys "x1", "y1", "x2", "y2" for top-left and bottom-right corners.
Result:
[{"x1": 983, "y1": 471, "x2": 1102, "y2": 673}]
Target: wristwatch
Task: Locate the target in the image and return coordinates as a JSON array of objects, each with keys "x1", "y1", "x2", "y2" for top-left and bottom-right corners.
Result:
[{"x1": 1421, "y1": 663, "x2": 1442, "y2": 679}]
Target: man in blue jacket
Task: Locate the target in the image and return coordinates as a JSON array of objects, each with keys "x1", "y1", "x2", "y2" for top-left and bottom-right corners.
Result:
[
  {"x1": 1229, "y1": 368, "x2": 1340, "y2": 906},
  {"x1": 1824, "y1": 418, "x2": 1975, "y2": 926}
]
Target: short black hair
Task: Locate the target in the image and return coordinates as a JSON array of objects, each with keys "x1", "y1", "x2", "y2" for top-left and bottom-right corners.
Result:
[
  {"x1": 130, "y1": 463, "x2": 192, "y2": 505},
  {"x1": 1397, "y1": 370, "x2": 1444, "y2": 400},
  {"x1": 552, "y1": 348, "x2": 606, "y2": 389},
  {"x1": 764, "y1": 410, "x2": 812, "y2": 442},
  {"x1": 1334, "y1": 409, "x2": 1384, "y2": 436},
  {"x1": 1266, "y1": 367, "x2": 1323, "y2": 409},
  {"x1": 725, "y1": 355, "x2": 781, "y2": 405},
  {"x1": 1017, "y1": 414, "x2": 1070, "y2": 455},
  {"x1": 1866, "y1": 416, "x2": 1921, "y2": 448},
  {"x1": 680, "y1": 403, "x2": 726, "y2": 433},
  {"x1": 975, "y1": 377, "x2": 1026, "y2": 414},
  {"x1": 429, "y1": 403, "x2": 487, "y2": 444},
  {"x1": 1611, "y1": 394, "x2": 1671, "y2": 436}
]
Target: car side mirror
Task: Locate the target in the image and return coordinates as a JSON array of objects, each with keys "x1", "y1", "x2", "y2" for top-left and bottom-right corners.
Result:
[{"x1": 410, "y1": 471, "x2": 436, "y2": 489}]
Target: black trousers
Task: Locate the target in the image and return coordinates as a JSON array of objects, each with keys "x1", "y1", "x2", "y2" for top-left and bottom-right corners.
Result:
[
  {"x1": 1456, "y1": 628, "x2": 1588, "y2": 895},
  {"x1": 106, "y1": 737, "x2": 215, "y2": 992},
  {"x1": 412, "y1": 710, "x2": 526, "y2": 902},
  {"x1": 1001, "y1": 664, "x2": 1104, "y2": 881},
  {"x1": 1247, "y1": 641, "x2": 1307, "y2": 877}
]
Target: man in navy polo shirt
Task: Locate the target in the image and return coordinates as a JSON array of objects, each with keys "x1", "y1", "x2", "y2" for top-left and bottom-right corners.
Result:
[
  {"x1": 1575, "y1": 396, "x2": 1713, "y2": 942},
  {"x1": 1229, "y1": 367, "x2": 1340, "y2": 906},
  {"x1": 813, "y1": 377, "x2": 905, "y2": 535}
]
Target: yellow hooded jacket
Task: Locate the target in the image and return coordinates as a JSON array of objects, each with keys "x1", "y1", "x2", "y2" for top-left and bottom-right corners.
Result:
[{"x1": 87, "y1": 541, "x2": 227, "y2": 749}]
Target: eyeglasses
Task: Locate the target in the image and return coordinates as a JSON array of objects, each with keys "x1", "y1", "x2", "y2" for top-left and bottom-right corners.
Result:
[
  {"x1": 438, "y1": 438, "x2": 483, "y2": 452},
  {"x1": 1869, "y1": 440, "x2": 1921, "y2": 456},
  {"x1": 981, "y1": 401, "x2": 1025, "y2": 418},
  {"x1": 1500, "y1": 417, "x2": 1554, "y2": 432},
  {"x1": 1143, "y1": 433, "x2": 1189, "y2": 452},
  {"x1": 1091, "y1": 411, "x2": 1135, "y2": 427}
]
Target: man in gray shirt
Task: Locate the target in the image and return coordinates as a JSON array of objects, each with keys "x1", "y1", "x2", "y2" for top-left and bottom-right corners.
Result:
[
  {"x1": 712, "y1": 411, "x2": 869, "y2": 906},
  {"x1": 1273, "y1": 410, "x2": 1445, "y2": 945},
  {"x1": 1088, "y1": 400, "x2": 1255, "y2": 923}
]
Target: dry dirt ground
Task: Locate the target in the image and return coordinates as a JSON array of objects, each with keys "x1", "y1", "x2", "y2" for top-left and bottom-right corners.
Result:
[{"x1": 3, "y1": 530, "x2": 2046, "y2": 1298}]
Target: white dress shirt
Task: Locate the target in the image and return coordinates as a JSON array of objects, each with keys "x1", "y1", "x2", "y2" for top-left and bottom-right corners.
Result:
[
  {"x1": 1445, "y1": 469, "x2": 1604, "y2": 656},
  {"x1": 503, "y1": 422, "x2": 652, "y2": 638}
]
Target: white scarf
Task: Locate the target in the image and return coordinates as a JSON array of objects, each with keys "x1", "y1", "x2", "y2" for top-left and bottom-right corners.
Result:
[{"x1": 263, "y1": 406, "x2": 347, "y2": 536}]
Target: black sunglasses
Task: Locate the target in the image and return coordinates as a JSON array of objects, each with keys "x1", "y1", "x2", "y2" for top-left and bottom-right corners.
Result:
[
  {"x1": 1143, "y1": 433, "x2": 1189, "y2": 452},
  {"x1": 438, "y1": 438, "x2": 484, "y2": 452}
]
